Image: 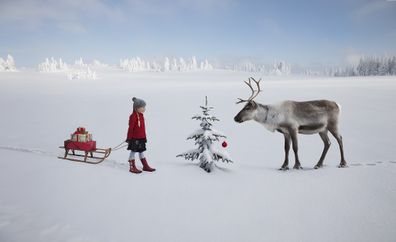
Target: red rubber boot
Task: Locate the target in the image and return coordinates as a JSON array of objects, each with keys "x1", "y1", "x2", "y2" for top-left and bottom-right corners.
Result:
[
  {"x1": 141, "y1": 158, "x2": 156, "y2": 172},
  {"x1": 129, "y1": 160, "x2": 142, "y2": 174}
]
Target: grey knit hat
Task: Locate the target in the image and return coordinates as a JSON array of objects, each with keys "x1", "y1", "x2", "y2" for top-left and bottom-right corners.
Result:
[{"x1": 132, "y1": 97, "x2": 146, "y2": 110}]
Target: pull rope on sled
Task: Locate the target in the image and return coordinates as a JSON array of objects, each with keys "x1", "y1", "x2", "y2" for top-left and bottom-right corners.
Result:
[{"x1": 112, "y1": 141, "x2": 128, "y2": 151}]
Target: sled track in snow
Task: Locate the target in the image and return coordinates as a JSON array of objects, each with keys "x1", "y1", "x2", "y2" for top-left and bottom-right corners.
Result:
[
  {"x1": 0, "y1": 145, "x2": 129, "y2": 171},
  {"x1": 0, "y1": 145, "x2": 395, "y2": 170},
  {"x1": 0, "y1": 145, "x2": 56, "y2": 157}
]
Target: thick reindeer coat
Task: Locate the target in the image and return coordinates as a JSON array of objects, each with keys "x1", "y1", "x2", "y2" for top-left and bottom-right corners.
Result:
[
  {"x1": 234, "y1": 77, "x2": 347, "y2": 170},
  {"x1": 257, "y1": 100, "x2": 341, "y2": 135}
]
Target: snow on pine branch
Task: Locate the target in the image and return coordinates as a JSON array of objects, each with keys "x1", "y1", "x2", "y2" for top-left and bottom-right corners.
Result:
[
  {"x1": 188, "y1": 129, "x2": 225, "y2": 142},
  {"x1": 176, "y1": 149, "x2": 201, "y2": 161},
  {"x1": 200, "y1": 148, "x2": 212, "y2": 164},
  {"x1": 192, "y1": 115, "x2": 219, "y2": 122},
  {"x1": 187, "y1": 129, "x2": 205, "y2": 140},
  {"x1": 211, "y1": 128, "x2": 226, "y2": 138},
  {"x1": 211, "y1": 147, "x2": 233, "y2": 163},
  {"x1": 202, "y1": 130, "x2": 225, "y2": 141}
]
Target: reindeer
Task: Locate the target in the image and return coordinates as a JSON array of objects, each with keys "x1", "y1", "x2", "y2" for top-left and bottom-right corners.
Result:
[{"x1": 234, "y1": 77, "x2": 347, "y2": 170}]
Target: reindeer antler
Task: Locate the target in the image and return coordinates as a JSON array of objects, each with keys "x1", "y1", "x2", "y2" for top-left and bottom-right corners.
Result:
[{"x1": 236, "y1": 77, "x2": 262, "y2": 104}]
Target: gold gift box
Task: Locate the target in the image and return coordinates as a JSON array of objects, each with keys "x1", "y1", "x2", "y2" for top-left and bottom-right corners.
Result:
[{"x1": 71, "y1": 133, "x2": 93, "y2": 142}]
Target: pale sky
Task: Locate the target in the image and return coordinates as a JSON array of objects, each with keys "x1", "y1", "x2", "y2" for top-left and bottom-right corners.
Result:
[{"x1": 0, "y1": 0, "x2": 395, "y2": 67}]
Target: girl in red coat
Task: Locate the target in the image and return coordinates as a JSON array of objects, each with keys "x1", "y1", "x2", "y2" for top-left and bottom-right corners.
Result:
[{"x1": 126, "y1": 97, "x2": 156, "y2": 173}]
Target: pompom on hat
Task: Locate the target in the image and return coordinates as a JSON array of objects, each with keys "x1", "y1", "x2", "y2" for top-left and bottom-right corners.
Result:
[{"x1": 132, "y1": 97, "x2": 146, "y2": 110}]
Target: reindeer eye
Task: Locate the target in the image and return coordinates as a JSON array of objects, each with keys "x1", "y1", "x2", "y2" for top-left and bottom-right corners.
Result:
[{"x1": 245, "y1": 104, "x2": 253, "y2": 110}]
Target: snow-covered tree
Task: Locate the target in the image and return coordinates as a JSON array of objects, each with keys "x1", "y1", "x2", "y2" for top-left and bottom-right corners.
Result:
[
  {"x1": 74, "y1": 57, "x2": 88, "y2": 68},
  {"x1": 38, "y1": 57, "x2": 68, "y2": 72},
  {"x1": 190, "y1": 56, "x2": 198, "y2": 71},
  {"x1": 151, "y1": 61, "x2": 162, "y2": 72},
  {"x1": 164, "y1": 57, "x2": 170, "y2": 72},
  {"x1": 38, "y1": 57, "x2": 96, "y2": 79},
  {"x1": 120, "y1": 57, "x2": 148, "y2": 72},
  {"x1": 179, "y1": 57, "x2": 187, "y2": 71},
  {"x1": 333, "y1": 55, "x2": 396, "y2": 76},
  {"x1": 389, "y1": 56, "x2": 396, "y2": 75},
  {"x1": 177, "y1": 97, "x2": 232, "y2": 172},
  {"x1": 269, "y1": 61, "x2": 291, "y2": 75},
  {"x1": 171, "y1": 58, "x2": 178, "y2": 71},
  {"x1": 119, "y1": 56, "x2": 215, "y2": 72},
  {"x1": 0, "y1": 54, "x2": 17, "y2": 72},
  {"x1": 225, "y1": 60, "x2": 292, "y2": 74},
  {"x1": 201, "y1": 59, "x2": 214, "y2": 70}
]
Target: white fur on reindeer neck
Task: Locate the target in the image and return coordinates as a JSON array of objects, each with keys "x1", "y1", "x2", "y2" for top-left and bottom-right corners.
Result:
[{"x1": 254, "y1": 103, "x2": 285, "y2": 132}]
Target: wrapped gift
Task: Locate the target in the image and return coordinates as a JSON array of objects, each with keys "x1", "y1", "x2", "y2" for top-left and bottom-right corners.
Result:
[
  {"x1": 77, "y1": 134, "x2": 88, "y2": 142},
  {"x1": 87, "y1": 133, "x2": 92, "y2": 141},
  {"x1": 70, "y1": 127, "x2": 93, "y2": 142},
  {"x1": 71, "y1": 133, "x2": 77, "y2": 141},
  {"x1": 70, "y1": 133, "x2": 93, "y2": 142}
]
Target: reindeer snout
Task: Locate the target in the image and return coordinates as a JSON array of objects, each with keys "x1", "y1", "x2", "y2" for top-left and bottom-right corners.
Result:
[{"x1": 234, "y1": 115, "x2": 242, "y2": 123}]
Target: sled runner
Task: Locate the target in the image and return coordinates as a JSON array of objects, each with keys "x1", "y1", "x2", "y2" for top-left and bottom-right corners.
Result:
[{"x1": 58, "y1": 140, "x2": 111, "y2": 164}]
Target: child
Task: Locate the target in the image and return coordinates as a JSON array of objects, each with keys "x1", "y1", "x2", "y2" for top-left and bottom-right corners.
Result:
[{"x1": 126, "y1": 97, "x2": 156, "y2": 173}]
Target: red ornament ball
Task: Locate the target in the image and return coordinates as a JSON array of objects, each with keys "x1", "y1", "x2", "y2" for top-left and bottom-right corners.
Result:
[{"x1": 222, "y1": 141, "x2": 228, "y2": 148}]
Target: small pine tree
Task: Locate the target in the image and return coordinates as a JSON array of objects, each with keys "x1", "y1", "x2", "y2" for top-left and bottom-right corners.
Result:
[{"x1": 177, "y1": 97, "x2": 232, "y2": 172}]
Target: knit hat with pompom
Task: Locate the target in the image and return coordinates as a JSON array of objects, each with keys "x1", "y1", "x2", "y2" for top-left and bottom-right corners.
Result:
[{"x1": 132, "y1": 97, "x2": 146, "y2": 110}]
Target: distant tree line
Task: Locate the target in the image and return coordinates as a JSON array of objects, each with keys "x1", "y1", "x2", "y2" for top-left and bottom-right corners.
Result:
[{"x1": 332, "y1": 56, "x2": 396, "y2": 76}]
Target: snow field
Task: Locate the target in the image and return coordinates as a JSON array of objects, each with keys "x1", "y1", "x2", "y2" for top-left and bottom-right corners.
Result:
[{"x1": 0, "y1": 70, "x2": 395, "y2": 242}]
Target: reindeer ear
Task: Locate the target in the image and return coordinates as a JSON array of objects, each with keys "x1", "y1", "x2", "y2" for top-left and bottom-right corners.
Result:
[{"x1": 251, "y1": 101, "x2": 258, "y2": 108}]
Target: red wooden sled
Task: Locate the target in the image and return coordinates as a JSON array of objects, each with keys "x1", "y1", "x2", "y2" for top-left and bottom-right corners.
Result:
[{"x1": 58, "y1": 140, "x2": 111, "y2": 164}]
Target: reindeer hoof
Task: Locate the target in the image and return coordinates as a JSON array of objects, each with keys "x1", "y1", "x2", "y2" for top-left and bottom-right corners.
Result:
[
  {"x1": 338, "y1": 163, "x2": 348, "y2": 168},
  {"x1": 293, "y1": 165, "x2": 303, "y2": 170},
  {"x1": 279, "y1": 166, "x2": 289, "y2": 171},
  {"x1": 314, "y1": 164, "x2": 323, "y2": 169}
]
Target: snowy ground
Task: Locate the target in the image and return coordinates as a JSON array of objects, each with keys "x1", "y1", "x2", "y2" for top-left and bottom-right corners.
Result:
[{"x1": 0, "y1": 69, "x2": 395, "y2": 242}]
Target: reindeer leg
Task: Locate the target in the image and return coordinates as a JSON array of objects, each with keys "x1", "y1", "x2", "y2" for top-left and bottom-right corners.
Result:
[
  {"x1": 315, "y1": 131, "x2": 331, "y2": 169},
  {"x1": 329, "y1": 128, "x2": 347, "y2": 168},
  {"x1": 280, "y1": 133, "x2": 291, "y2": 170},
  {"x1": 289, "y1": 129, "x2": 302, "y2": 169}
]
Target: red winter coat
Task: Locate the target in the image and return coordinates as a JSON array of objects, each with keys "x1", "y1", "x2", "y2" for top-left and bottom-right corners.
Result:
[{"x1": 127, "y1": 111, "x2": 146, "y2": 140}]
